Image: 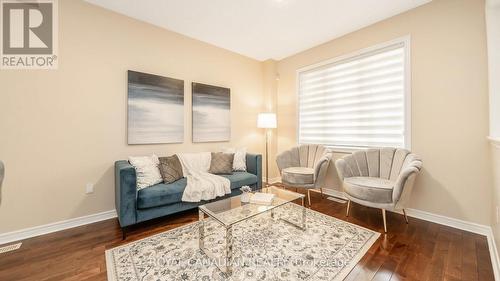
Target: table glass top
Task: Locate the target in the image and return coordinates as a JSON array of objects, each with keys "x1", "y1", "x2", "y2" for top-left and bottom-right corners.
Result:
[{"x1": 198, "y1": 186, "x2": 305, "y2": 227}]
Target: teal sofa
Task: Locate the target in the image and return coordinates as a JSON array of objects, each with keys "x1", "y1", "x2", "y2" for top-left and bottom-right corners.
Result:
[{"x1": 115, "y1": 153, "x2": 262, "y2": 238}]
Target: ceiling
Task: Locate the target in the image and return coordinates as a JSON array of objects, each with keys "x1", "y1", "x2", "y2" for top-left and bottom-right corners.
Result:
[{"x1": 85, "y1": 0, "x2": 431, "y2": 61}]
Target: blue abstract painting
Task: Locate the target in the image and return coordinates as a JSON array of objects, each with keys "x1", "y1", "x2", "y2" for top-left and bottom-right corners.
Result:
[
  {"x1": 192, "y1": 83, "x2": 230, "y2": 142},
  {"x1": 128, "y1": 70, "x2": 184, "y2": 144}
]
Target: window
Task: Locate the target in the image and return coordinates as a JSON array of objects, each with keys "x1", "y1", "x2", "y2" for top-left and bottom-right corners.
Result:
[{"x1": 297, "y1": 38, "x2": 410, "y2": 150}]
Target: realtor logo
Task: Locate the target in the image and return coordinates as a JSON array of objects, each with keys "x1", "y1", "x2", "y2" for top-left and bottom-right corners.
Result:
[{"x1": 1, "y1": 0, "x2": 58, "y2": 69}]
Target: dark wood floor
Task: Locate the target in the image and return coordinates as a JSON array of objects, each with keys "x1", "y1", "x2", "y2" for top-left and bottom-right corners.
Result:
[{"x1": 0, "y1": 190, "x2": 494, "y2": 281}]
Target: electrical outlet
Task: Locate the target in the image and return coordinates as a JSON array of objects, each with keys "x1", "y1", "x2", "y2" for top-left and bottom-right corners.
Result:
[{"x1": 86, "y1": 183, "x2": 94, "y2": 194}]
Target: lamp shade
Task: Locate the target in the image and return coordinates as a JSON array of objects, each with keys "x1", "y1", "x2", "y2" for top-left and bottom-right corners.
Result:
[{"x1": 257, "y1": 113, "x2": 277, "y2": 128}]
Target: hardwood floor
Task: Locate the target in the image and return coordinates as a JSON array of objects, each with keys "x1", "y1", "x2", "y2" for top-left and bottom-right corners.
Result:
[{"x1": 0, "y1": 190, "x2": 494, "y2": 281}]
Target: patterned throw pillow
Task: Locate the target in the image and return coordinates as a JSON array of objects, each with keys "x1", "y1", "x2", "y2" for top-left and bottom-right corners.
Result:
[
  {"x1": 208, "y1": 152, "x2": 234, "y2": 175},
  {"x1": 223, "y1": 147, "x2": 246, "y2": 171},
  {"x1": 128, "y1": 155, "x2": 163, "y2": 190},
  {"x1": 158, "y1": 155, "x2": 184, "y2": 184}
]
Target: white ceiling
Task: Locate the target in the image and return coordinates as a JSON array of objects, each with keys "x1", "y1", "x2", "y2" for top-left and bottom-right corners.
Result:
[{"x1": 85, "y1": 0, "x2": 431, "y2": 61}]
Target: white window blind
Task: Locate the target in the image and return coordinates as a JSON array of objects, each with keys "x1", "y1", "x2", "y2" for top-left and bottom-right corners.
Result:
[{"x1": 298, "y1": 40, "x2": 409, "y2": 149}]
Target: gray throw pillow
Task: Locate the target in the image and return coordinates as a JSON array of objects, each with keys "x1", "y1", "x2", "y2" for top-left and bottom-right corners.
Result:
[
  {"x1": 209, "y1": 152, "x2": 234, "y2": 175},
  {"x1": 158, "y1": 155, "x2": 183, "y2": 184}
]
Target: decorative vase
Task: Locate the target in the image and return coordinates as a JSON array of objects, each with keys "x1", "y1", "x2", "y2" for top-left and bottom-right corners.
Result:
[{"x1": 241, "y1": 192, "x2": 250, "y2": 203}]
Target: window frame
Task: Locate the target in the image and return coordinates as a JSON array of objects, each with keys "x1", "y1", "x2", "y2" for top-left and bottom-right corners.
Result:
[{"x1": 295, "y1": 36, "x2": 412, "y2": 153}]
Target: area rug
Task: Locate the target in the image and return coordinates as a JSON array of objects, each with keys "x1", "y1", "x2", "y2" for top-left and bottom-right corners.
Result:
[{"x1": 106, "y1": 204, "x2": 380, "y2": 281}]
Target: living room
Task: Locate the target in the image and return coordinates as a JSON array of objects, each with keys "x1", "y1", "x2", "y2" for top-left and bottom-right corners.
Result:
[{"x1": 0, "y1": 0, "x2": 499, "y2": 280}]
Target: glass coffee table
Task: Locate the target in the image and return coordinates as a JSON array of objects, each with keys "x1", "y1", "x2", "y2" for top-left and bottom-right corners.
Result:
[{"x1": 198, "y1": 186, "x2": 306, "y2": 276}]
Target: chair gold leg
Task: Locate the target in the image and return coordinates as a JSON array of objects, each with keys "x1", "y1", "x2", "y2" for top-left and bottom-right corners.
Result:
[
  {"x1": 307, "y1": 189, "x2": 311, "y2": 206},
  {"x1": 403, "y1": 209, "x2": 409, "y2": 224},
  {"x1": 346, "y1": 200, "x2": 351, "y2": 217},
  {"x1": 382, "y1": 209, "x2": 387, "y2": 233}
]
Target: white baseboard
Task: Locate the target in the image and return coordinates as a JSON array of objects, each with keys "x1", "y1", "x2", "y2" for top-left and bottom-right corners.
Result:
[
  {"x1": 401, "y1": 208, "x2": 491, "y2": 235},
  {"x1": 486, "y1": 228, "x2": 500, "y2": 281},
  {"x1": 0, "y1": 210, "x2": 117, "y2": 245}
]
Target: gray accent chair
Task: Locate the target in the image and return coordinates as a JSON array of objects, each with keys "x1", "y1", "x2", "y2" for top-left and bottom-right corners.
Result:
[
  {"x1": 276, "y1": 144, "x2": 332, "y2": 206},
  {"x1": 335, "y1": 148, "x2": 422, "y2": 232}
]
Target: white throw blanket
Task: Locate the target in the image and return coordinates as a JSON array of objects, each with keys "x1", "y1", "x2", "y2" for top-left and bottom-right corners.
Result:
[{"x1": 177, "y1": 152, "x2": 231, "y2": 202}]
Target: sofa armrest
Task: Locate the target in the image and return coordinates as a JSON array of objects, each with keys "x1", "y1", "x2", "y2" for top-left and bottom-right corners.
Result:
[
  {"x1": 246, "y1": 153, "x2": 262, "y2": 189},
  {"x1": 115, "y1": 160, "x2": 137, "y2": 227},
  {"x1": 334, "y1": 158, "x2": 350, "y2": 182},
  {"x1": 393, "y1": 158, "x2": 422, "y2": 206},
  {"x1": 314, "y1": 151, "x2": 332, "y2": 188}
]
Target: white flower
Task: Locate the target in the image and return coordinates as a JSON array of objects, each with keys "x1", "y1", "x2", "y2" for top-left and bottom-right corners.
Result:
[{"x1": 240, "y1": 185, "x2": 252, "y2": 193}]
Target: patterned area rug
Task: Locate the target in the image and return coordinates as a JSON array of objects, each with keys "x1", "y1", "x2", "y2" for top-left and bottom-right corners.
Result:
[{"x1": 106, "y1": 204, "x2": 379, "y2": 281}]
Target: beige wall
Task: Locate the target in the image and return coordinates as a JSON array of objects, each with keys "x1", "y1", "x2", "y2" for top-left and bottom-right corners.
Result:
[
  {"x1": 275, "y1": 0, "x2": 493, "y2": 225},
  {"x1": 486, "y1": 0, "x2": 500, "y2": 137},
  {"x1": 0, "y1": 0, "x2": 266, "y2": 233},
  {"x1": 486, "y1": 0, "x2": 500, "y2": 259}
]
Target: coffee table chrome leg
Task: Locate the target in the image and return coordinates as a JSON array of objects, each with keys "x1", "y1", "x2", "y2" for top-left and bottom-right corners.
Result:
[
  {"x1": 279, "y1": 201, "x2": 307, "y2": 231},
  {"x1": 225, "y1": 226, "x2": 233, "y2": 276},
  {"x1": 198, "y1": 210, "x2": 205, "y2": 250},
  {"x1": 302, "y1": 203, "x2": 307, "y2": 229}
]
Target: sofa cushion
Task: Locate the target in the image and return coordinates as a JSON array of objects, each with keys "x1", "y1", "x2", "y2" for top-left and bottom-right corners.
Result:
[
  {"x1": 137, "y1": 172, "x2": 258, "y2": 209},
  {"x1": 220, "y1": 172, "x2": 258, "y2": 189},
  {"x1": 158, "y1": 155, "x2": 183, "y2": 184},
  {"x1": 281, "y1": 167, "x2": 314, "y2": 185},
  {"x1": 128, "y1": 155, "x2": 163, "y2": 190},
  {"x1": 137, "y1": 178, "x2": 187, "y2": 209},
  {"x1": 343, "y1": 177, "x2": 394, "y2": 204},
  {"x1": 209, "y1": 152, "x2": 234, "y2": 175},
  {"x1": 223, "y1": 147, "x2": 247, "y2": 171}
]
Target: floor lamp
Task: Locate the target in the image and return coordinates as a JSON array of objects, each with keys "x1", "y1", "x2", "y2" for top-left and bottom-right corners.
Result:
[{"x1": 257, "y1": 113, "x2": 277, "y2": 187}]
